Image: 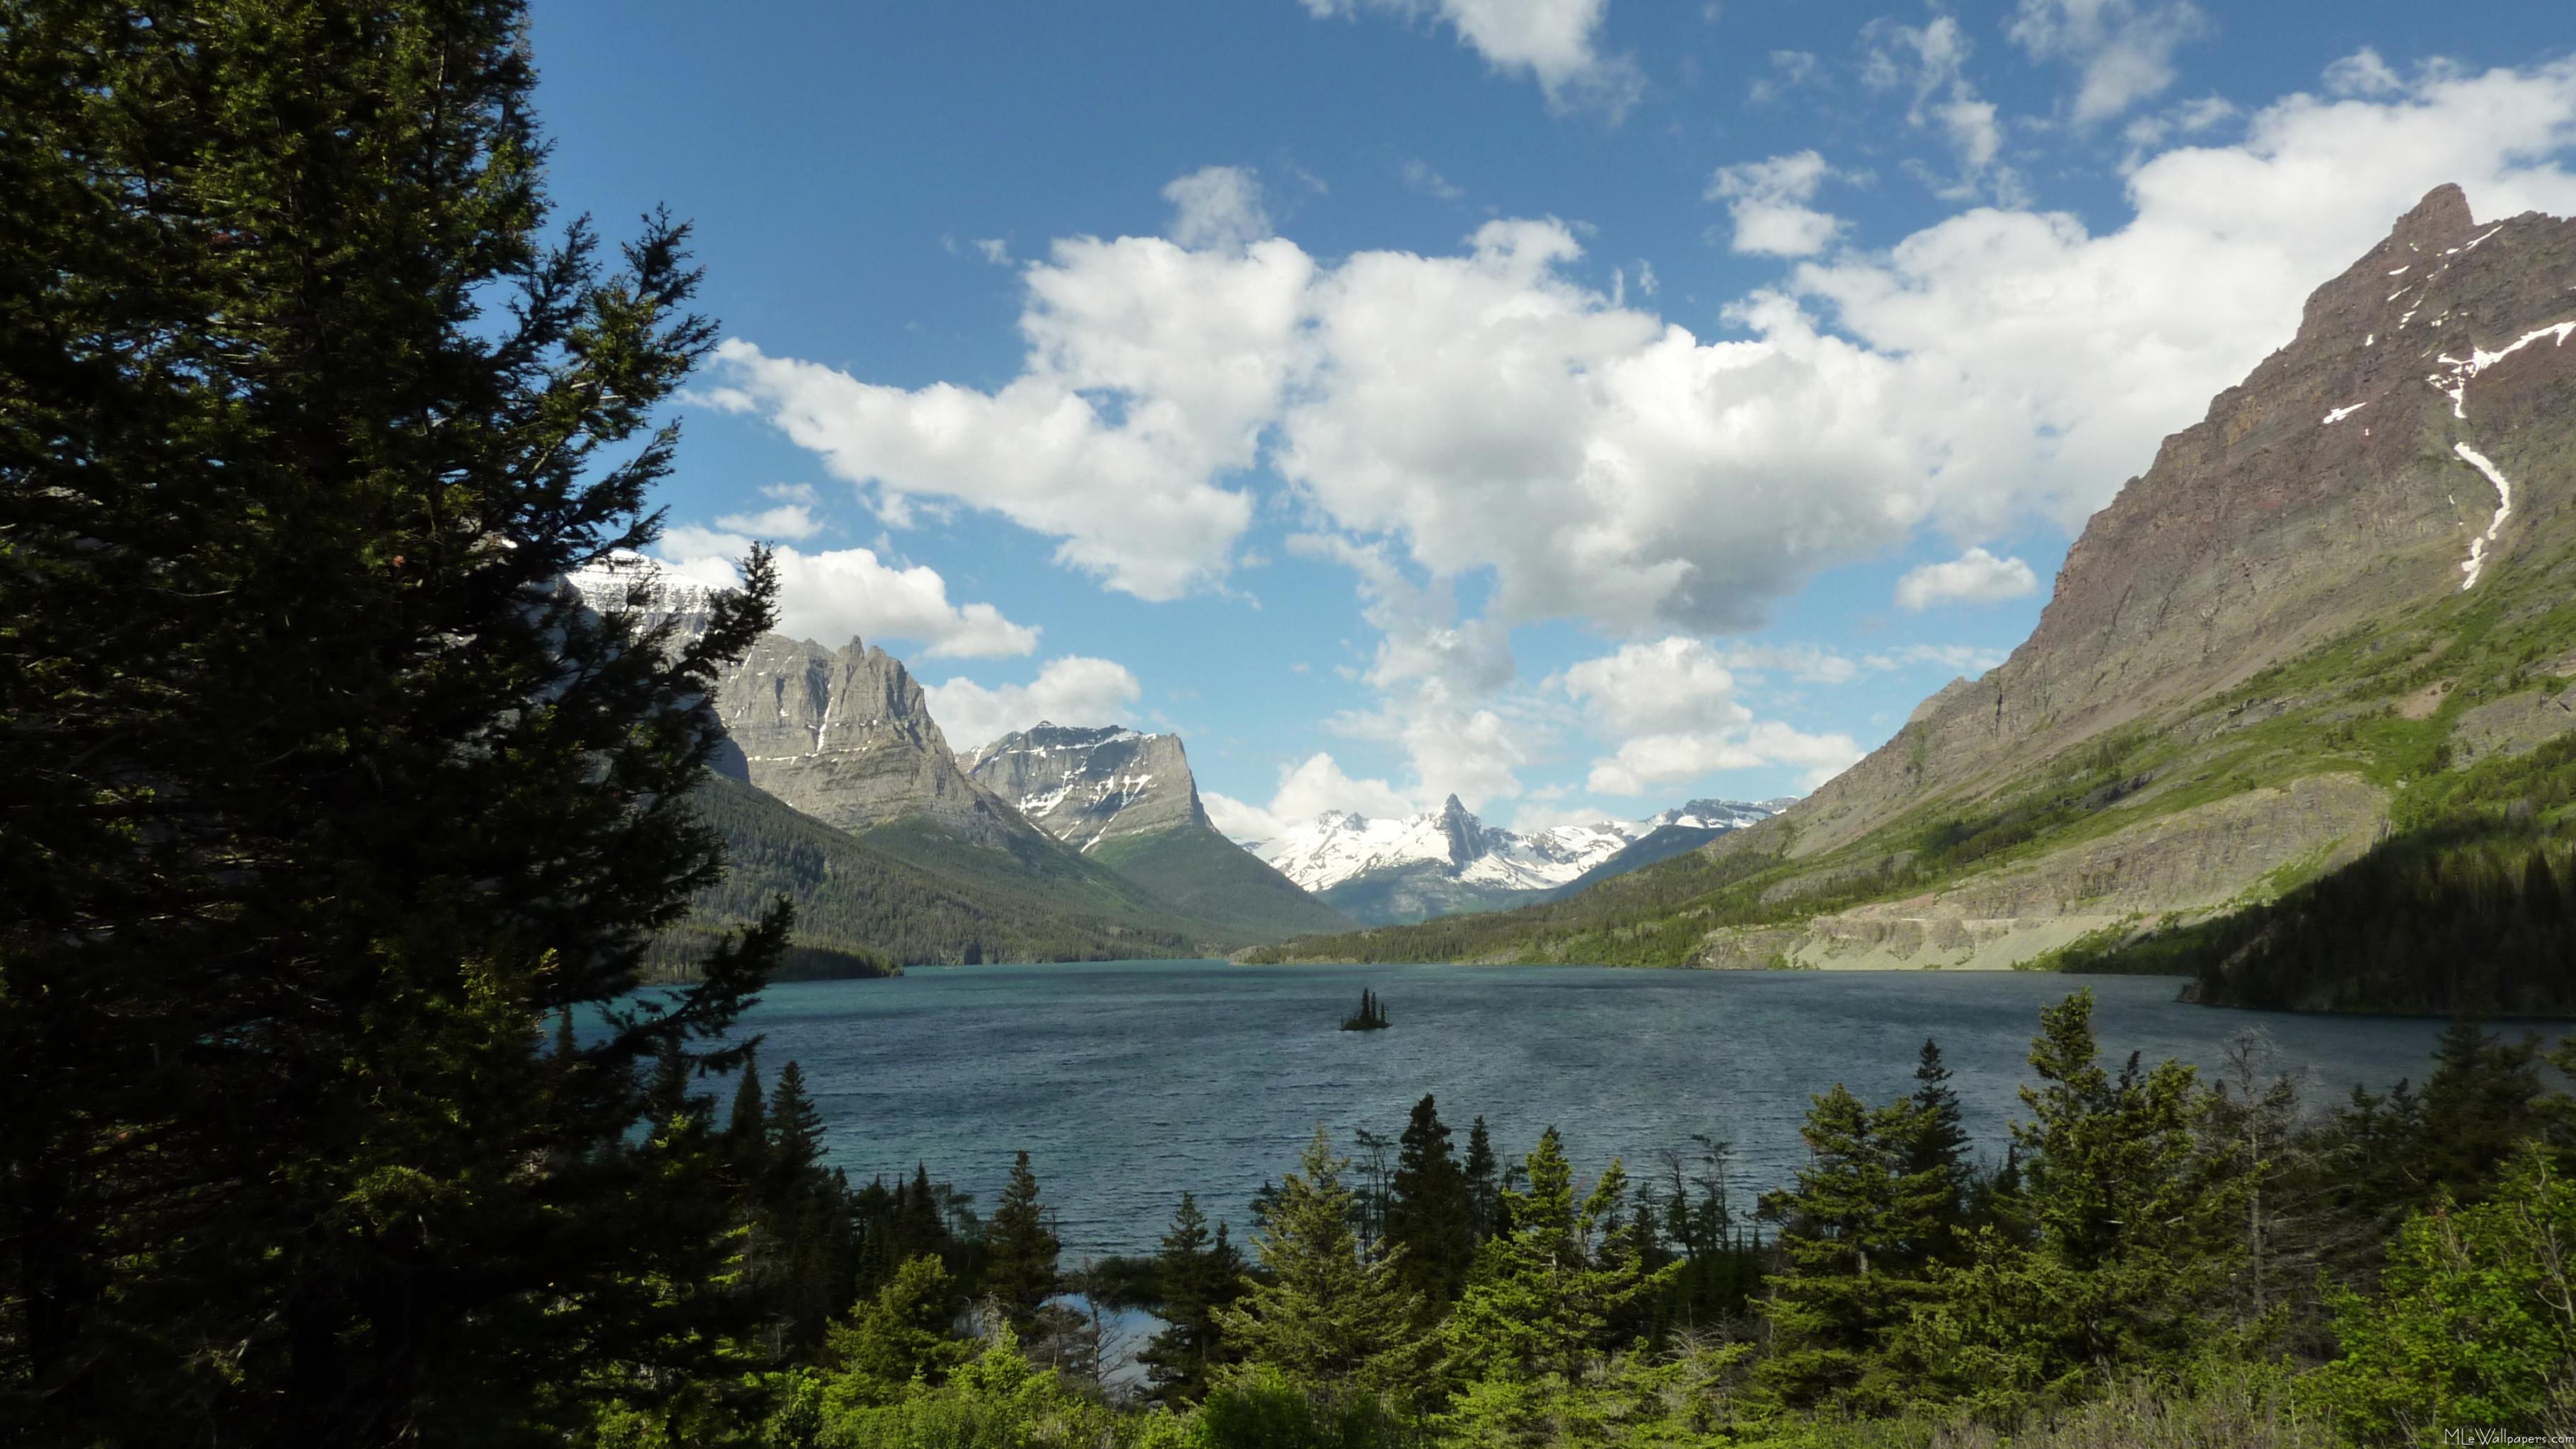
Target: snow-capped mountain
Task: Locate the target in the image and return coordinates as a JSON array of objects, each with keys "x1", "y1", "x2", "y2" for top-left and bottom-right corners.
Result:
[
  {"x1": 959, "y1": 723, "x2": 1208, "y2": 851},
  {"x1": 1247, "y1": 794, "x2": 1779, "y2": 925},
  {"x1": 1639, "y1": 799, "x2": 1778, "y2": 835}
]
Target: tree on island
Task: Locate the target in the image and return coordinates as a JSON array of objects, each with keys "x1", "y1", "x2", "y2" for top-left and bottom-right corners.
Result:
[
  {"x1": 0, "y1": 1, "x2": 785, "y2": 1441},
  {"x1": 1341, "y1": 988, "x2": 1392, "y2": 1031}
]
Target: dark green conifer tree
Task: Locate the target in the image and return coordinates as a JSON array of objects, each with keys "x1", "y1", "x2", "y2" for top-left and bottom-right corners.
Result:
[
  {"x1": 1907, "y1": 1039, "x2": 1972, "y2": 1186},
  {"x1": 1464, "y1": 1116, "x2": 1503, "y2": 1242},
  {"x1": 1385, "y1": 1095, "x2": 1477, "y2": 1307},
  {"x1": 1757, "y1": 1085, "x2": 1913, "y2": 1407},
  {"x1": 2415, "y1": 1017, "x2": 2545, "y2": 1195},
  {"x1": 768, "y1": 1060, "x2": 827, "y2": 1183},
  {"x1": 984, "y1": 1150, "x2": 1062, "y2": 1337},
  {"x1": 1443, "y1": 1127, "x2": 1678, "y2": 1429},
  {"x1": 727, "y1": 1056, "x2": 770, "y2": 1170},
  {"x1": 0, "y1": 1, "x2": 783, "y2": 1438},
  {"x1": 1139, "y1": 1192, "x2": 1242, "y2": 1404},
  {"x1": 1905, "y1": 991, "x2": 2232, "y2": 1414},
  {"x1": 1215, "y1": 1128, "x2": 1429, "y2": 1420}
]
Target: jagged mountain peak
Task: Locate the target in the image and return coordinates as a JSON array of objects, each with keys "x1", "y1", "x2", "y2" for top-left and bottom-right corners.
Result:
[{"x1": 1255, "y1": 794, "x2": 1779, "y2": 904}]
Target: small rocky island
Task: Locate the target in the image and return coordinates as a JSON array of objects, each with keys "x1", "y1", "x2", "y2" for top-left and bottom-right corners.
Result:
[{"x1": 1339, "y1": 988, "x2": 1390, "y2": 1032}]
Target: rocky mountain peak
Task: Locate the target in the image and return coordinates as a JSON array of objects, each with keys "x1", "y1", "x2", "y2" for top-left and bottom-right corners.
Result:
[
  {"x1": 1434, "y1": 793, "x2": 1481, "y2": 865},
  {"x1": 962, "y1": 721, "x2": 1212, "y2": 850},
  {"x1": 706, "y1": 633, "x2": 1031, "y2": 843}
]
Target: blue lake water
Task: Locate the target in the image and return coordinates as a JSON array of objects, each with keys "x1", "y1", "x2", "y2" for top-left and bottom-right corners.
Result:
[{"x1": 721, "y1": 962, "x2": 2565, "y2": 1259}]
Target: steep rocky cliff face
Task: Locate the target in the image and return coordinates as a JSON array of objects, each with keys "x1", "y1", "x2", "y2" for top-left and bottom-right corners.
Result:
[
  {"x1": 961, "y1": 724, "x2": 1211, "y2": 848},
  {"x1": 1794, "y1": 185, "x2": 2576, "y2": 861},
  {"x1": 713, "y1": 634, "x2": 1032, "y2": 845}
]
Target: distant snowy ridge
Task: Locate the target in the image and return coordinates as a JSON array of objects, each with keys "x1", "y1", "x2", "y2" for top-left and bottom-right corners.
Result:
[{"x1": 1250, "y1": 795, "x2": 1778, "y2": 896}]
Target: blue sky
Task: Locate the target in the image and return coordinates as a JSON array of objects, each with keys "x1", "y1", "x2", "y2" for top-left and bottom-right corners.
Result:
[{"x1": 527, "y1": 0, "x2": 2576, "y2": 837}]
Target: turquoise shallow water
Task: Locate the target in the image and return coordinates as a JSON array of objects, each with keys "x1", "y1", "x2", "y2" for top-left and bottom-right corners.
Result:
[{"x1": 720, "y1": 962, "x2": 2562, "y2": 1258}]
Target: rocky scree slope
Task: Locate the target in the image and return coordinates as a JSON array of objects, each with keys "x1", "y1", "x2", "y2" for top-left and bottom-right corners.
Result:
[{"x1": 1249, "y1": 187, "x2": 2576, "y2": 1005}]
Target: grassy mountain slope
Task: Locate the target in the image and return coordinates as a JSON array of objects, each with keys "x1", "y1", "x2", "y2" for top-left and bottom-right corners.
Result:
[
  {"x1": 1086, "y1": 820, "x2": 1357, "y2": 941},
  {"x1": 1248, "y1": 539, "x2": 2576, "y2": 997},
  {"x1": 1251, "y1": 190, "x2": 2576, "y2": 1012},
  {"x1": 645, "y1": 775, "x2": 1223, "y2": 974}
]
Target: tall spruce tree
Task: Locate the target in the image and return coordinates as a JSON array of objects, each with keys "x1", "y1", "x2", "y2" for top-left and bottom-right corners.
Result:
[
  {"x1": 1907, "y1": 1040, "x2": 1972, "y2": 1188},
  {"x1": 1215, "y1": 1127, "x2": 1430, "y2": 1418},
  {"x1": 1757, "y1": 1085, "x2": 1924, "y2": 1408},
  {"x1": 1444, "y1": 1129, "x2": 1677, "y2": 1387},
  {"x1": 1463, "y1": 1116, "x2": 1503, "y2": 1242},
  {"x1": 984, "y1": 1150, "x2": 1061, "y2": 1337},
  {"x1": 1138, "y1": 1192, "x2": 1240, "y2": 1404},
  {"x1": 768, "y1": 1060, "x2": 826, "y2": 1183},
  {"x1": 1385, "y1": 1095, "x2": 1477, "y2": 1307},
  {"x1": 2415, "y1": 1017, "x2": 2546, "y2": 1195},
  {"x1": 1905, "y1": 991, "x2": 2233, "y2": 1413},
  {"x1": 0, "y1": 2, "x2": 782, "y2": 1441},
  {"x1": 727, "y1": 1056, "x2": 770, "y2": 1170}
]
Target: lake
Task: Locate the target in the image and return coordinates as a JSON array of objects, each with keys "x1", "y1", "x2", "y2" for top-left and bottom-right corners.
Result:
[{"x1": 723, "y1": 962, "x2": 2565, "y2": 1259}]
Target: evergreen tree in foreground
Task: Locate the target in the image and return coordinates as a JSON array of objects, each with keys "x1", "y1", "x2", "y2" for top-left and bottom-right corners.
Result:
[
  {"x1": 1385, "y1": 1094, "x2": 1477, "y2": 1307},
  {"x1": 1216, "y1": 1127, "x2": 1431, "y2": 1419},
  {"x1": 984, "y1": 1150, "x2": 1063, "y2": 1338},
  {"x1": 1905, "y1": 991, "x2": 2234, "y2": 1414},
  {"x1": 1138, "y1": 1191, "x2": 1244, "y2": 1404},
  {"x1": 1445, "y1": 1129, "x2": 1677, "y2": 1385},
  {"x1": 0, "y1": 3, "x2": 780, "y2": 1440},
  {"x1": 1464, "y1": 1116, "x2": 1504, "y2": 1241}
]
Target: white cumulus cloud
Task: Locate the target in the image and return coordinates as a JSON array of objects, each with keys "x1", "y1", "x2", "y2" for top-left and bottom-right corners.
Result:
[
  {"x1": 1301, "y1": 0, "x2": 1641, "y2": 115},
  {"x1": 1555, "y1": 637, "x2": 1864, "y2": 795},
  {"x1": 923, "y1": 657, "x2": 1144, "y2": 752},
  {"x1": 1203, "y1": 751, "x2": 1423, "y2": 843},
  {"x1": 658, "y1": 530, "x2": 1039, "y2": 659},
  {"x1": 1706, "y1": 150, "x2": 1844, "y2": 257},
  {"x1": 703, "y1": 193, "x2": 1310, "y2": 599},
  {"x1": 1893, "y1": 548, "x2": 2040, "y2": 611},
  {"x1": 710, "y1": 503, "x2": 824, "y2": 539},
  {"x1": 1586, "y1": 723, "x2": 1864, "y2": 796},
  {"x1": 710, "y1": 57, "x2": 2576, "y2": 817}
]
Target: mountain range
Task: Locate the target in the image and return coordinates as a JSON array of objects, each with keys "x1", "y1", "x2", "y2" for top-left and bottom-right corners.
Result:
[
  {"x1": 1247, "y1": 185, "x2": 2576, "y2": 1014},
  {"x1": 574, "y1": 572, "x2": 1755, "y2": 966},
  {"x1": 576, "y1": 579, "x2": 1791, "y2": 966},
  {"x1": 1247, "y1": 795, "x2": 1777, "y2": 925},
  {"x1": 959, "y1": 723, "x2": 1353, "y2": 940}
]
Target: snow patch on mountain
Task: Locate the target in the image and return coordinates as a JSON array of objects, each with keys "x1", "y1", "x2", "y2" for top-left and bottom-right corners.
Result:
[{"x1": 1250, "y1": 795, "x2": 1778, "y2": 895}]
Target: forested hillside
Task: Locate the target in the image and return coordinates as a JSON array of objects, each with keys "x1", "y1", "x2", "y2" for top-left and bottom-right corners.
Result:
[{"x1": 642, "y1": 775, "x2": 1226, "y2": 974}]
